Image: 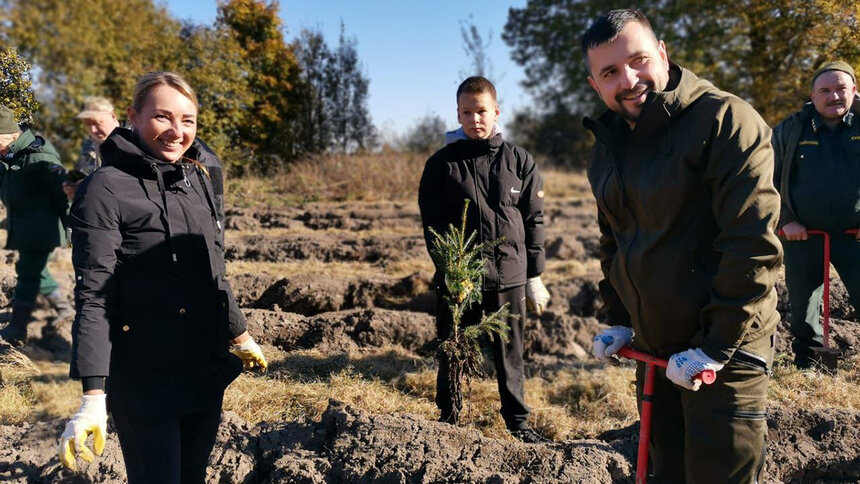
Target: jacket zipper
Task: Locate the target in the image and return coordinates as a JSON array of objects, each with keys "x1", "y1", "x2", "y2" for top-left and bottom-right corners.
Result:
[
  {"x1": 613, "y1": 154, "x2": 649, "y2": 349},
  {"x1": 470, "y1": 156, "x2": 488, "y2": 285}
]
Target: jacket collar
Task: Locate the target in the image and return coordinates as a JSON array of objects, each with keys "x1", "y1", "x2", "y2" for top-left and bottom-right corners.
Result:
[
  {"x1": 809, "y1": 97, "x2": 858, "y2": 133},
  {"x1": 99, "y1": 128, "x2": 193, "y2": 188},
  {"x1": 6, "y1": 129, "x2": 38, "y2": 157},
  {"x1": 445, "y1": 132, "x2": 504, "y2": 158}
]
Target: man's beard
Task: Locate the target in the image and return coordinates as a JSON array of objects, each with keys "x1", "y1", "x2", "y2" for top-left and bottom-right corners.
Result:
[{"x1": 615, "y1": 83, "x2": 653, "y2": 124}]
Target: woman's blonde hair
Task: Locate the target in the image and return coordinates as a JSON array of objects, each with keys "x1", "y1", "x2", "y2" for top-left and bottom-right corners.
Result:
[{"x1": 131, "y1": 71, "x2": 198, "y2": 113}]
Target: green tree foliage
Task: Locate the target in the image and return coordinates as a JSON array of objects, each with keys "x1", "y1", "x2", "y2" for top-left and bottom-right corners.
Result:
[
  {"x1": 328, "y1": 24, "x2": 376, "y2": 153},
  {"x1": 0, "y1": 0, "x2": 182, "y2": 159},
  {"x1": 0, "y1": 49, "x2": 39, "y2": 123},
  {"x1": 504, "y1": 0, "x2": 860, "y2": 126},
  {"x1": 399, "y1": 113, "x2": 448, "y2": 153},
  {"x1": 217, "y1": 0, "x2": 304, "y2": 172},
  {"x1": 508, "y1": 100, "x2": 592, "y2": 167},
  {"x1": 429, "y1": 200, "x2": 511, "y2": 425},
  {"x1": 292, "y1": 23, "x2": 376, "y2": 155},
  {"x1": 178, "y1": 23, "x2": 254, "y2": 170},
  {"x1": 293, "y1": 29, "x2": 332, "y2": 155},
  {"x1": 1, "y1": 0, "x2": 376, "y2": 170}
]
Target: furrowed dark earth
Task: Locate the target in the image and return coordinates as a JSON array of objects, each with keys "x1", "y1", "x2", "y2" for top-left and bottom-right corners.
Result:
[{"x1": 0, "y1": 173, "x2": 858, "y2": 483}]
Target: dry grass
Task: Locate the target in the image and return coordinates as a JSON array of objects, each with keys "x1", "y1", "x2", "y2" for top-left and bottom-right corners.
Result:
[
  {"x1": 224, "y1": 150, "x2": 588, "y2": 209},
  {"x1": 6, "y1": 339, "x2": 860, "y2": 444},
  {"x1": 225, "y1": 151, "x2": 427, "y2": 207},
  {"x1": 769, "y1": 354, "x2": 860, "y2": 410},
  {"x1": 226, "y1": 258, "x2": 434, "y2": 280}
]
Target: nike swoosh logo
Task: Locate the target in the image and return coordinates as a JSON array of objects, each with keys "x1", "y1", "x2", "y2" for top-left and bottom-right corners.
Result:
[{"x1": 510, "y1": 187, "x2": 521, "y2": 194}]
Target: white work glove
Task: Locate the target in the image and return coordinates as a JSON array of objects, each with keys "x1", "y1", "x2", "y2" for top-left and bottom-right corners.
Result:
[
  {"x1": 525, "y1": 276, "x2": 550, "y2": 315},
  {"x1": 592, "y1": 326, "x2": 634, "y2": 363},
  {"x1": 230, "y1": 337, "x2": 268, "y2": 371},
  {"x1": 59, "y1": 394, "x2": 108, "y2": 471},
  {"x1": 666, "y1": 348, "x2": 725, "y2": 391}
]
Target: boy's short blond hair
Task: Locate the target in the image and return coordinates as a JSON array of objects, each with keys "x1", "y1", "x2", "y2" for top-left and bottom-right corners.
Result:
[{"x1": 456, "y1": 76, "x2": 497, "y2": 103}]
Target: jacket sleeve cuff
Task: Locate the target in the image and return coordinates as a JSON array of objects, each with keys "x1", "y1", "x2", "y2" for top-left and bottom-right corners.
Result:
[{"x1": 82, "y1": 376, "x2": 106, "y2": 392}]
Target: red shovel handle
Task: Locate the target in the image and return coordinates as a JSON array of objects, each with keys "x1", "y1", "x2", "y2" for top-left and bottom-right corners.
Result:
[{"x1": 616, "y1": 347, "x2": 716, "y2": 384}]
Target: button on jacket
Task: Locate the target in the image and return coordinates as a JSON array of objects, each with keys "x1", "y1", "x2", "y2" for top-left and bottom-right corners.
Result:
[{"x1": 68, "y1": 128, "x2": 244, "y2": 419}]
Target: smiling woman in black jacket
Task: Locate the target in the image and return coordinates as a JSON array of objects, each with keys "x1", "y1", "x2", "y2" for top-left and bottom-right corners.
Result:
[{"x1": 58, "y1": 71, "x2": 267, "y2": 483}]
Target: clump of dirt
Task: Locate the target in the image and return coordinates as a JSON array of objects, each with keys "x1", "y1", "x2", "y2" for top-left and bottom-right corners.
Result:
[
  {"x1": 251, "y1": 272, "x2": 434, "y2": 315},
  {"x1": 597, "y1": 405, "x2": 860, "y2": 484},
  {"x1": 262, "y1": 400, "x2": 633, "y2": 483},
  {"x1": 295, "y1": 309, "x2": 435, "y2": 353},
  {"x1": 230, "y1": 273, "x2": 280, "y2": 308},
  {"x1": 242, "y1": 309, "x2": 307, "y2": 347},
  {"x1": 764, "y1": 406, "x2": 860, "y2": 482},
  {"x1": 526, "y1": 314, "x2": 597, "y2": 361},
  {"x1": 0, "y1": 257, "x2": 16, "y2": 309},
  {"x1": 243, "y1": 308, "x2": 434, "y2": 354},
  {"x1": 0, "y1": 401, "x2": 633, "y2": 483}
]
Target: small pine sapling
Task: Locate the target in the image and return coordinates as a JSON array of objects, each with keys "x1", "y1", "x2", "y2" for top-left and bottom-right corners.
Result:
[{"x1": 428, "y1": 199, "x2": 512, "y2": 425}]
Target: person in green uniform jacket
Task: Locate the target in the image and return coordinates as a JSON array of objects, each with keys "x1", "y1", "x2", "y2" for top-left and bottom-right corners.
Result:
[
  {"x1": 582, "y1": 10, "x2": 782, "y2": 483},
  {"x1": 772, "y1": 61, "x2": 860, "y2": 368},
  {"x1": 0, "y1": 105, "x2": 73, "y2": 345}
]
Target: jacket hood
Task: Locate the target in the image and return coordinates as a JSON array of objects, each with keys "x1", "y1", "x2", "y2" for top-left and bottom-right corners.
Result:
[
  {"x1": 445, "y1": 122, "x2": 502, "y2": 145},
  {"x1": 100, "y1": 127, "x2": 205, "y2": 181}
]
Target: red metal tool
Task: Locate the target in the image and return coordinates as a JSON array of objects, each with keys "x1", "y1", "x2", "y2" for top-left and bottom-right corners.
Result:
[
  {"x1": 616, "y1": 347, "x2": 717, "y2": 484},
  {"x1": 778, "y1": 229, "x2": 858, "y2": 349}
]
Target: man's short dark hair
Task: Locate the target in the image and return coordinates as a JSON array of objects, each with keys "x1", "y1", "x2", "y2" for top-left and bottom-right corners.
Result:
[
  {"x1": 456, "y1": 76, "x2": 497, "y2": 102},
  {"x1": 581, "y1": 9, "x2": 656, "y2": 70}
]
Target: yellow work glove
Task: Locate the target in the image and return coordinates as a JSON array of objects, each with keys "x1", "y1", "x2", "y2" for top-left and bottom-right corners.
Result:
[
  {"x1": 230, "y1": 337, "x2": 268, "y2": 371},
  {"x1": 58, "y1": 394, "x2": 108, "y2": 471}
]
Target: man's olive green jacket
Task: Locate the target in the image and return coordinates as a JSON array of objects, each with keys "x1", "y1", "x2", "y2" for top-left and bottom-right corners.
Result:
[
  {"x1": 583, "y1": 65, "x2": 783, "y2": 364},
  {"x1": 0, "y1": 129, "x2": 68, "y2": 251}
]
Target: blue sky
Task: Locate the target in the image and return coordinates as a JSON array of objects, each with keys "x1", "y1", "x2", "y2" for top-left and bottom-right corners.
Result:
[{"x1": 163, "y1": 0, "x2": 530, "y2": 142}]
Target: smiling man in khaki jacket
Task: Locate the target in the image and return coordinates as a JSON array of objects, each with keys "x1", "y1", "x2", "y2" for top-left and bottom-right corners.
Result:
[{"x1": 582, "y1": 9, "x2": 782, "y2": 483}]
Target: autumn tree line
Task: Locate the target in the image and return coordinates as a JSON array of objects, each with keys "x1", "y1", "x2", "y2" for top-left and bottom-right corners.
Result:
[
  {"x1": 2, "y1": 0, "x2": 860, "y2": 173},
  {"x1": 0, "y1": 0, "x2": 373, "y2": 174}
]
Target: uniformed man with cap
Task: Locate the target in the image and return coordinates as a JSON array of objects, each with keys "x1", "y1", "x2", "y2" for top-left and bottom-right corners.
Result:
[
  {"x1": 0, "y1": 105, "x2": 72, "y2": 345},
  {"x1": 772, "y1": 61, "x2": 860, "y2": 368}
]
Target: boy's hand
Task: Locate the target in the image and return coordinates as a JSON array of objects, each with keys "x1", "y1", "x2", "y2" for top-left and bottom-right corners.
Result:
[{"x1": 525, "y1": 276, "x2": 550, "y2": 315}]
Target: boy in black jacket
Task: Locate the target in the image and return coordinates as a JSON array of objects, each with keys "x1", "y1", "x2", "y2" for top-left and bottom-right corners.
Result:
[{"x1": 418, "y1": 76, "x2": 549, "y2": 442}]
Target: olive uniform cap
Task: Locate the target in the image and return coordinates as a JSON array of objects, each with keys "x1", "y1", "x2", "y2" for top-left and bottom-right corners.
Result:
[
  {"x1": 0, "y1": 105, "x2": 20, "y2": 135},
  {"x1": 811, "y1": 61, "x2": 856, "y2": 88}
]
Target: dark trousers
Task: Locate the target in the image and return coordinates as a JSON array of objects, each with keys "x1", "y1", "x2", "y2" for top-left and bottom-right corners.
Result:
[
  {"x1": 14, "y1": 250, "x2": 59, "y2": 303},
  {"x1": 435, "y1": 285, "x2": 529, "y2": 430},
  {"x1": 636, "y1": 360, "x2": 768, "y2": 483},
  {"x1": 784, "y1": 235, "x2": 860, "y2": 364},
  {"x1": 112, "y1": 401, "x2": 223, "y2": 484}
]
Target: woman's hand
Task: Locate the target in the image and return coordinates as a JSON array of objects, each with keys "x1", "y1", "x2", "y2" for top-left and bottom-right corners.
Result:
[{"x1": 230, "y1": 332, "x2": 267, "y2": 371}]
